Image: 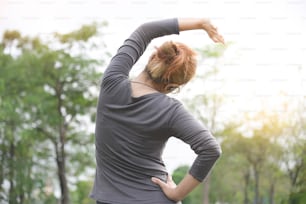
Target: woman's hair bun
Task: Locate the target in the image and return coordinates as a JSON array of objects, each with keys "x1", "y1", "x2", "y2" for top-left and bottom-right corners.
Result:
[
  {"x1": 146, "y1": 41, "x2": 197, "y2": 87},
  {"x1": 156, "y1": 41, "x2": 179, "y2": 64}
]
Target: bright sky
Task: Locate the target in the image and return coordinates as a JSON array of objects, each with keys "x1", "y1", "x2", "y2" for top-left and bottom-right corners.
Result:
[{"x1": 1, "y1": 0, "x2": 306, "y2": 173}]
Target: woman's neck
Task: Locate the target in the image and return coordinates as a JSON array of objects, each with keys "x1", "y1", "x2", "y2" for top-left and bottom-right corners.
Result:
[
  {"x1": 133, "y1": 71, "x2": 158, "y2": 89},
  {"x1": 133, "y1": 71, "x2": 169, "y2": 94}
]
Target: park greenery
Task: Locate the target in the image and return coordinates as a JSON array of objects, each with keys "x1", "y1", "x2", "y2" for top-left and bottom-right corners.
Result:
[{"x1": 0, "y1": 22, "x2": 305, "y2": 204}]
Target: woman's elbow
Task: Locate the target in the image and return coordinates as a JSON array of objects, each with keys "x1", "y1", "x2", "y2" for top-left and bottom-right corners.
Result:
[
  {"x1": 208, "y1": 141, "x2": 222, "y2": 159},
  {"x1": 214, "y1": 144, "x2": 222, "y2": 158}
]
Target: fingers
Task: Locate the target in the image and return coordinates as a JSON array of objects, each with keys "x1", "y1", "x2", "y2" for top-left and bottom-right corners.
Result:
[
  {"x1": 210, "y1": 33, "x2": 224, "y2": 44},
  {"x1": 212, "y1": 32, "x2": 224, "y2": 43},
  {"x1": 167, "y1": 175, "x2": 173, "y2": 182},
  {"x1": 152, "y1": 176, "x2": 176, "y2": 189},
  {"x1": 151, "y1": 177, "x2": 166, "y2": 188},
  {"x1": 152, "y1": 176, "x2": 178, "y2": 201},
  {"x1": 214, "y1": 34, "x2": 225, "y2": 44},
  {"x1": 206, "y1": 24, "x2": 225, "y2": 44}
]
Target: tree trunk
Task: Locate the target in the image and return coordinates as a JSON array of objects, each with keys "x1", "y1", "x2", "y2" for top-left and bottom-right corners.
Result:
[
  {"x1": 55, "y1": 140, "x2": 70, "y2": 204},
  {"x1": 55, "y1": 82, "x2": 70, "y2": 204},
  {"x1": 203, "y1": 172, "x2": 211, "y2": 204},
  {"x1": 254, "y1": 169, "x2": 260, "y2": 204},
  {"x1": 0, "y1": 128, "x2": 4, "y2": 192},
  {"x1": 269, "y1": 182, "x2": 275, "y2": 204},
  {"x1": 8, "y1": 141, "x2": 16, "y2": 204},
  {"x1": 19, "y1": 193, "x2": 24, "y2": 204},
  {"x1": 243, "y1": 170, "x2": 250, "y2": 204}
]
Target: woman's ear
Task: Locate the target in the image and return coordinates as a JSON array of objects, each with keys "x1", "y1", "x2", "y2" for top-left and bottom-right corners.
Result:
[{"x1": 164, "y1": 83, "x2": 180, "y2": 93}]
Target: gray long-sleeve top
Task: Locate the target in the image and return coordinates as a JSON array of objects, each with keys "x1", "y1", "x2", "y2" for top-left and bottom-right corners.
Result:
[{"x1": 90, "y1": 18, "x2": 221, "y2": 204}]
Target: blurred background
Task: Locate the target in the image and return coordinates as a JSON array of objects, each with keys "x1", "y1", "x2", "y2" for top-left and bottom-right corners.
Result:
[{"x1": 0, "y1": 0, "x2": 306, "y2": 203}]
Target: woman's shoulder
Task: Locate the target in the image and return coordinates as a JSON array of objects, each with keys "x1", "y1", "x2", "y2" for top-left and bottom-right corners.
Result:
[{"x1": 157, "y1": 95, "x2": 186, "y2": 114}]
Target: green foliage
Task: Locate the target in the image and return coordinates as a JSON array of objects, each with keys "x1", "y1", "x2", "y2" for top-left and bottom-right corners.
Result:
[
  {"x1": 71, "y1": 180, "x2": 95, "y2": 204},
  {"x1": 54, "y1": 22, "x2": 107, "y2": 44},
  {"x1": 206, "y1": 114, "x2": 295, "y2": 204},
  {"x1": 0, "y1": 21, "x2": 108, "y2": 203},
  {"x1": 289, "y1": 191, "x2": 306, "y2": 204},
  {"x1": 172, "y1": 165, "x2": 189, "y2": 184}
]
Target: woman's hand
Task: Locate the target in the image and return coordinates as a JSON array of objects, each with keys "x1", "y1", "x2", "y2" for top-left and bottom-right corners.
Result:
[
  {"x1": 152, "y1": 173, "x2": 201, "y2": 202},
  {"x1": 201, "y1": 19, "x2": 225, "y2": 44},
  {"x1": 178, "y1": 18, "x2": 225, "y2": 44},
  {"x1": 151, "y1": 175, "x2": 180, "y2": 202}
]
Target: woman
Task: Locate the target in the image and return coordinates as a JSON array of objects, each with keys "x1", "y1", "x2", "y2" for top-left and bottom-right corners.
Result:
[{"x1": 90, "y1": 18, "x2": 224, "y2": 204}]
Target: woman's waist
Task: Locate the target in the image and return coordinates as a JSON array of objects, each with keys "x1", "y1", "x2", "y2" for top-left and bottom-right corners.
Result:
[{"x1": 97, "y1": 157, "x2": 165, "y2": 185}]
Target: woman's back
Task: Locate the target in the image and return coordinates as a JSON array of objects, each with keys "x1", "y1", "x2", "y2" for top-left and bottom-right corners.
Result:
[{"x1": 92, "y1": 76, "x2": 183, "y2": 203}]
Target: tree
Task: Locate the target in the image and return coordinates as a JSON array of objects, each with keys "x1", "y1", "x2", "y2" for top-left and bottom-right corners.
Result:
[
  {"x1": 0, "y1": 32, "x2": 49, "y2": 204},
  {"x1": 217, "y1": 111, "x2": 291, "y2": 204},
  {"x1": 281, "y1": 94, "x2": 306, "y2": 203},
  {"x1": 0, "y1": 22, "x2": 108, "y2": 204},
  {"x1": 208, "y1": 124, "x2": 251, "y2": 204}
]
